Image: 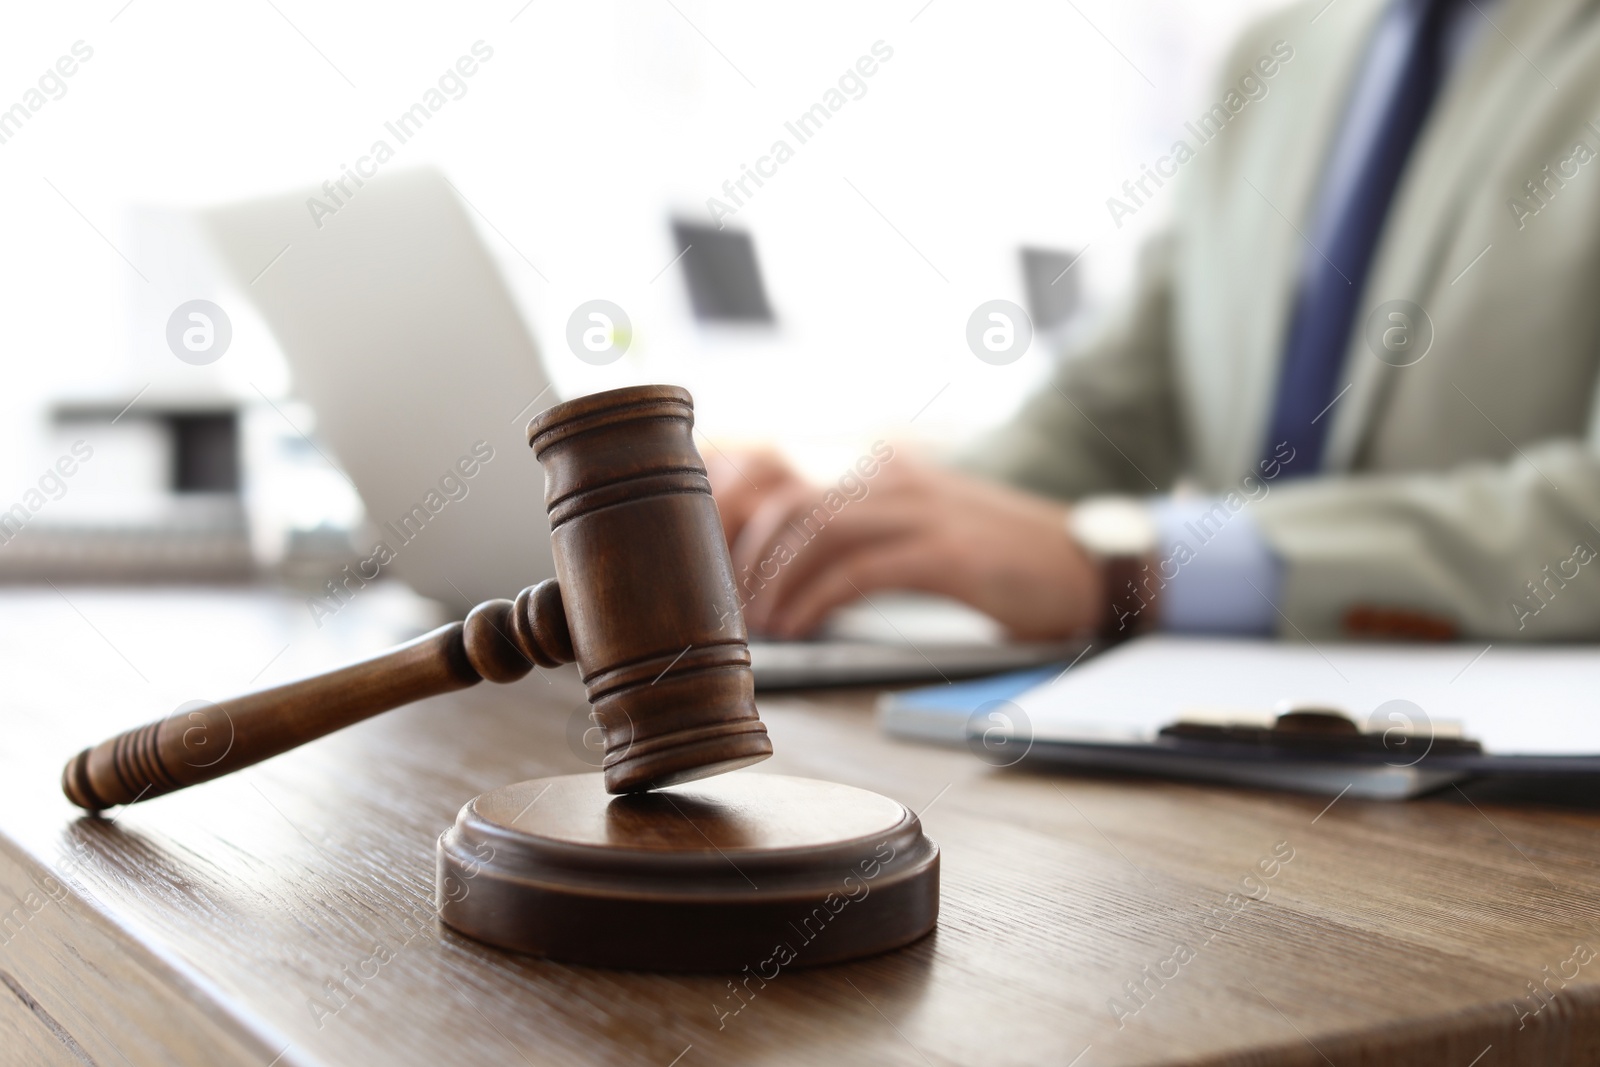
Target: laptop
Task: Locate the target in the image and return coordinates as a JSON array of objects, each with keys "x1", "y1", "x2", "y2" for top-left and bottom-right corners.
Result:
[
  {"x1": 204, "y1": 168, "x2": 558, "y2": 613},
  {"x1": 205, "y1": 168, "x2": 1081, "y2": 688}
]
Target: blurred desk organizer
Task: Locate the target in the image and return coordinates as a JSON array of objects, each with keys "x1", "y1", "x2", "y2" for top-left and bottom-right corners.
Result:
[
  {"x1": 0, "y1": 397, "x2": 254, "y2": 583},
  {"x1": 880, "y1": 636, "x2": 1600, "y2": 799}
]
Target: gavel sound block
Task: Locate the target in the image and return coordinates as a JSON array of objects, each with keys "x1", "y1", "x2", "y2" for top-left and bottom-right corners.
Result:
[{"x1": 61, "y1": 385, "x2": 938, "y2": 970}]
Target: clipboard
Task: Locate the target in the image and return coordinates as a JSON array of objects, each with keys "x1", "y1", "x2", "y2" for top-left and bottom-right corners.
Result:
[{"x1": 877, "y1": 636, "x2": 1600, "y2": 799}]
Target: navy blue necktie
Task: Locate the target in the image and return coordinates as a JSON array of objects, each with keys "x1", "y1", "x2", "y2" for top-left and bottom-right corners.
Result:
[{"x1": 1263, "y1": 0, "x2": 1460, "y2": 476}]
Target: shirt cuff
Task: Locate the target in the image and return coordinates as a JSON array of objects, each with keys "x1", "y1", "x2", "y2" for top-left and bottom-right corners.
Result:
[{"x1": 1148, "y1": 495, "x2": 1284, "y2": 635}]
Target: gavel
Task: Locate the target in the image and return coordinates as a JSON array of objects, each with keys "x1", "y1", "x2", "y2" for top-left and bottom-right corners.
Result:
[{"x1": 62, "y1": 385, "x2": 773, "y2": 812}]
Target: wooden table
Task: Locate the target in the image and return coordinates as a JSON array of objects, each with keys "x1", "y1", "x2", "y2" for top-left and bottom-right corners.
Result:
[{"x1": 2, "y1": 586, "x2": 1597, "y2": 1066}]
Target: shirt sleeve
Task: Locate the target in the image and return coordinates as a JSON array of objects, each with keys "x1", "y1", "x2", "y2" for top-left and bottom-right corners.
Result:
[{"x1": 1148, "y1": 495, "x2": 1284, "y2": 635}]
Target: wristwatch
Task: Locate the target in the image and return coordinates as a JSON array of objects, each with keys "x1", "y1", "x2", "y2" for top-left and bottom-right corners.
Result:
[{"x1": 1068, "y1": 496, "x2": 1160, "y2": 641}]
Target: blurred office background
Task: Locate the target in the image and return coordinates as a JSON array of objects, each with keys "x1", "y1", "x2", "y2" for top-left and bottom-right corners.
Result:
[{"x1": 0, "y1": 0, "x2": 1282, "y2": 587}]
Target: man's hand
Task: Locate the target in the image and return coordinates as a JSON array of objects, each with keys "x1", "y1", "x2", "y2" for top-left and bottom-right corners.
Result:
[
  {"x1": 705, "y1": 447, "x2": 1105, "y2": 641},
  {"x1": 703, "y1": 446, "x2": 806, "y2": 550}
]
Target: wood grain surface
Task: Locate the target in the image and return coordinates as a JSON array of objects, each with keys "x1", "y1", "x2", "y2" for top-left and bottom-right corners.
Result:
[{"x1": 3, "y1": 586, "x2": 1600, "y2": 1066}]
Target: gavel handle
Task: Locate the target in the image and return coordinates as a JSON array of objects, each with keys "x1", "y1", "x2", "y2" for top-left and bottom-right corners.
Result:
[{"x1": 62, "y1": 580, "x2": 574, "y2": 812}]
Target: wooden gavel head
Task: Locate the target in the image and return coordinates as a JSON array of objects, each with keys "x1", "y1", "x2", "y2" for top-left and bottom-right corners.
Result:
[
  {"x1": 62, "y1": 384, "x2": 770, "y2": 810},
  {"x1": 525, "y1": 384, "x2": 771, "y2": 791}
]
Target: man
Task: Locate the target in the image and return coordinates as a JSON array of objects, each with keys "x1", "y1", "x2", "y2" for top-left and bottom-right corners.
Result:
[{"x1": 711, "y1": 0, "x2": 1600, "y2": 644}]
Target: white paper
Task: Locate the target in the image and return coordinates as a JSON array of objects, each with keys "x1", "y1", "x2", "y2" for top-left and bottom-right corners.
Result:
[{"x1": 1012, "y1": 636, "x2": 1600, "y2": 757}]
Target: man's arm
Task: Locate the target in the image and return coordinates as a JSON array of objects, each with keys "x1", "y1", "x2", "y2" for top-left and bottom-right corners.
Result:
[
  {"x1": 1252, "y1": 436, "x2": 1600, "y2": 640},
  {"x1": 705, "y1": 230, "x2": 1237, "y2": 642}
]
